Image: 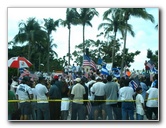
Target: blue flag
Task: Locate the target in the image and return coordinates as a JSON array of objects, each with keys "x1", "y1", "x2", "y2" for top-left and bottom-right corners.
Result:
[{"x1": 101, "y1": 65, "x2": 110, "y2": 76}]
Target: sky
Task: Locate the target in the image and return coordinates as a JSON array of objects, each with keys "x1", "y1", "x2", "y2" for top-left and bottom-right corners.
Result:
[{"x1": 8, "y1": 7, "x2": 159, "y2": 70}]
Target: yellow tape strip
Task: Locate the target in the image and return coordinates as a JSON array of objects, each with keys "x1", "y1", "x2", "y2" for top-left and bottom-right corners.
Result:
[{"x1": 8, "y1": 98, "x2": 158, "y2": 103}]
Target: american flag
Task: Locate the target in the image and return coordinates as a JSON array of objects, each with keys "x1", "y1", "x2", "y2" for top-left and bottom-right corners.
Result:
[
  {"x1": 83, "y1": 55, "x2": 97, "y2": 71},
  {"x1": 19, "y1": 68, "x2": 30, "y2": 83}
]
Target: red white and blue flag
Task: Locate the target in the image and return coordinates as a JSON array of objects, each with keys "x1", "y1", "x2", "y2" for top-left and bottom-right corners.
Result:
[{"x1": 83, "y1": 55, "x2": 97, "y2": 71}]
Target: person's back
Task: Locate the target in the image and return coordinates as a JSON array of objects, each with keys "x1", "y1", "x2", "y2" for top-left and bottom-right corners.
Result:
[
  {"x1": 104, "y1": 75, "x2": 119, "y2": 120},
  {"x1": 146, "y1": 84, "x2": 158, "y2": 120},
  {"x1": 119, "y1": 79, "x2": 135, "y2": 120},
  {"x1": 15, "y1": 76, "x2": 33, "y2": 120},
  {"x1": 105, "y1": 81, "x2": 118, "y2": 105},
  {"x1": 8, "y1": 80, "x2": 17, "y2": 120},
  {"x1": 140, "y1": 81, "x2": 148, "y2": 100},
  {"x1": 34, "y1": 77, "x2": 50, "y2": 120},
  {"x1": 119, "y1": 86, "x2": 134, "y2": 101},
  {"x1": 70, "y1": 78, "x2": 86, "y2": 120},
  {"x1": 35, "y1": 83, "x2": 48, "y2": 103},
  {"x1": 91, "y1": 77, "x2": 106, "y2": 120}
]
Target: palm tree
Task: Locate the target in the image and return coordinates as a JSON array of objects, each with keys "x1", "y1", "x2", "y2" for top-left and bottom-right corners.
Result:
[
  {"x1": 61, "y1": 8, "x2": 78, "y2": 65},
  {"x1": 75, "y1": 8, "x2": 99, "y2": 54},
  {"x1": 98, "y1": 13, "x2": 132, "y2": 68},
  {"x1": 14, "y1": 17, "x2": 46, "y2": 61},
  {"x1": 43, "y1": 18, "x2": 61, "y2": 73},
  {"x1": 103, "y1": 8, "x2": 155, "y2": 75}
]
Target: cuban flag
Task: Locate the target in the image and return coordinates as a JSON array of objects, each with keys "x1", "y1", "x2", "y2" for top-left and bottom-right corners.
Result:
[{"x1": 129, "y1": 80, "x2": 138, "y2": 91}]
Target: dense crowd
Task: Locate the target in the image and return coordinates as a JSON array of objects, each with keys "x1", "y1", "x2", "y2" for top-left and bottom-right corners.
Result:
[{"x1": 8, "y1": 65, "x2": 158, "y2": 121}]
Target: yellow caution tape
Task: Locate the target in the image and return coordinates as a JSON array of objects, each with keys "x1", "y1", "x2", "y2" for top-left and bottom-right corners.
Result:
[{"x1": 8, "y1": 98, "x2": 158, "y2": 103}]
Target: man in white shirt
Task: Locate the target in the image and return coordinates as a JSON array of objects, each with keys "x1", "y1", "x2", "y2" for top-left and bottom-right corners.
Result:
[
  {"x1": 146, "y1": 81, "x2": 158, "y2": 120},
  {"x1": 91, "y1": 77, "x2": 106, "y2": 120},
  {"x1": 119, "y1": 78, "x2": 135, "y2": 120},
  {"x1": 70, "y1": 78, "x2": 86, "y2": 120},
  {"x1": 34, "y1": 77, "x2": 50, "y2": 120},
  {"x1": 16, "y1": 76, "x2": 33, "y2": 120}
]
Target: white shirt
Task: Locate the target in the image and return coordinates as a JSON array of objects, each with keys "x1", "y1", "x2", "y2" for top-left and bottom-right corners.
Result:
[
  {"x1": 119, "y1": 86, "x2": 134, "y2": 101},
  {"x1": 16, "y1": 83, "x2": 33, "y2": 103},
  {"x1": 146, "y1": 87, "x2": 158, "y2": 107},
  {"x1": 91, "y1": 81, "x2": 105, "y2": 96},
  {"x1": 136, "y1": 94, "x2": 144, "y2": 115},
  {"x1": 34, "y1": 83, "x2": 49, "y2": 103},
  {"x1": 71, "y1": 83, "x2": 85, "y2": 104}
]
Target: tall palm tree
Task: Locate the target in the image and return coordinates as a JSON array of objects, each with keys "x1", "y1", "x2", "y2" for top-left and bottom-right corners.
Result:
[
  {"x1": 43, "y1": 18, "x2": 61, "y2": 73},
  {"x1": 98, "y1": 13, "x2": 134, "y2": 68},
  {"x1": 14, "y1": 17, "x2": 46, "y2": 61},
  {"x1": 61, "y1": 8, "x2": 78, "y2": 65},
  {"x1": 75, "y1": 8, "x2": 99, "y2": 54},
  {"x1": 103, "y1": 8, "x2": 155, "y2": 75}
]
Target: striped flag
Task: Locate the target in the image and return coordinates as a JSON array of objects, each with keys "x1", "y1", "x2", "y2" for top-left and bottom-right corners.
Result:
[
  {"x1": 83, "y1": 55, "x2": 97, "y2": 71},
  {"x1": 147, "y1": 61, "x2": 154, "y2": 70},
  {"x1": 129, "y1": 80, "x2": 138, "y2": 91},
  {"x1": 101, "y1": 64, "x2": 110, "y2": 76},
  {"x1": 19, "y1": 68, "x2": 30, "y2": 83}
]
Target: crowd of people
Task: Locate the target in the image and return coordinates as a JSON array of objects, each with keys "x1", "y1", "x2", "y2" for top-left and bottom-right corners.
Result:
[{"x1": 8, "y1": 64, "x2": 159, "y2": 121}]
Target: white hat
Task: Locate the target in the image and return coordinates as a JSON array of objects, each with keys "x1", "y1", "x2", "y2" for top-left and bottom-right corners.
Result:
[
  {"x1": 95, "y1": 76, "x2": 102, "y2": 80},
  {"x1": 74, "y1": 78, "x2": 81, "y2": 82}
]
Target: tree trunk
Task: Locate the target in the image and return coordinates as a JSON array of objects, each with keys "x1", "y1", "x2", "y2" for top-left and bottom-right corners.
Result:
[
  {"x1": 47, "y1": 35, "x2": 50, "y2": 73},
  {"x1": 83, "y1": 25, "x2": 85, "y2": 55},
  {"x1": 112, "y1": 32, "x2": 117, "y2": 69},
  {"x1": 120, "y1": 20, "x2": 128, "y2": 77},
  {"x1": 68, "y1": 28, "x2": 71, "y2": 65}
]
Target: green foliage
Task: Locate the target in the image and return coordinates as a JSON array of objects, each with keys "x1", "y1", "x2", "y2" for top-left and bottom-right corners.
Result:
[{"x1": 147, "y1": 49, "x2": 158, "y2": 67}]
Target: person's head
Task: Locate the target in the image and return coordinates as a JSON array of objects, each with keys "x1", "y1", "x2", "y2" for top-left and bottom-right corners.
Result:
[
  {"x1": 136, "y1": 87, "x2": 142, "y2": 94},
  {"x1": 22, "y1": 76, "x2": 30, "y2": 84},
  {"x1": 153, "y1": 80, "x2": 158, "y2": 88},
  {"x1": 12, "y1": 76, "x2": 18, "y2": 82},
  {"x1": 124, "y1": 78, "x2": 130, "y2": 86},
  {"x1": 153, "y1": 73, "x2": 158, "y2": 80},
  {"x1": 81, "y1": 77, "x2": 87, "y2": 85},
  {"x1": 106, "y1": 75, "x2": 112, "y2": 82},
  {"x1": 53, "y1": 75, "x2": 59, "y2": 81},
  {"x1": 74, "y1": 78, "x2": 81, "y2": 84},
  {"x1": 38, "y1": 76, "x2": 45, "y2": 84},
  {"x1": 90, "y1": 75, "x2": 95, "y2": 80}
]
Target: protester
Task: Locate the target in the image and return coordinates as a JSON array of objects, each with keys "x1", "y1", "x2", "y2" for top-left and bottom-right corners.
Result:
[
  {"x1": 146, "y1": 81, "x2": 158, "y2": 120},
  {"x1": 48, "y1": 76, "x2": 61, "y2": 120},
  {"x1": 52, "y1": 75, "x2": 62, "y2": 119},
  {"x1": 91, "y1": 76, "x2": 106, "y2": 120},
  {"x1": 10, "y1": 76, "x2": 18, "y2": 94},
  {"x1": 135, "y1": 87, "x2": 145, "y2": 120},
  {"x1": 61, "y1": 81, "x2": 70, "y2": 120},
  {"x1": 15, "y1": 76, "x2": 33, "y2": 120},
  {"x1": 144, "y1": 60, "x2": 150, "y2": 73},
  {"x1": 8, "y1": 79, "x2": 17, "y2": 120},
  {"x1": 70, "y1": 78, "x2": 86, "y2": 120},
  {"x1": 81, "y1": 77, "x2": 89, "y2": 119},
  {"x1": 104, "y1": 75, "x2": 119, "y2": 120},
  {"x1": 86, "y1": 75, "x2": 96, "y2": 120},
  {"x1": 119, "y1": 78, "x2": 135, "y2": 120},
  {"x1": 34, "y1": 77, "x2": 50, "y2": 120}
]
